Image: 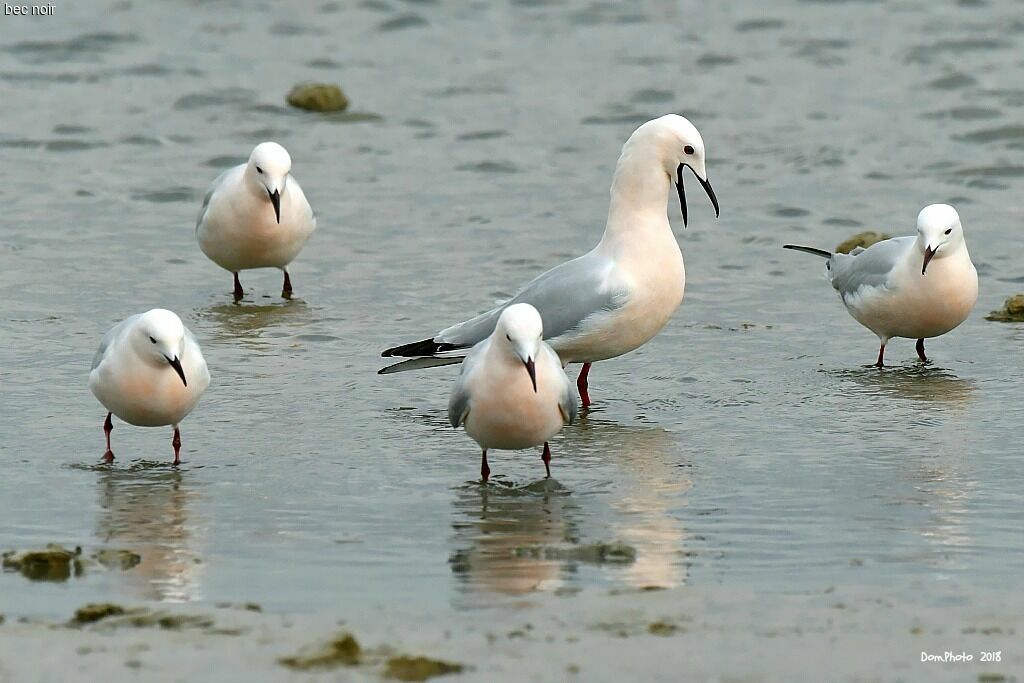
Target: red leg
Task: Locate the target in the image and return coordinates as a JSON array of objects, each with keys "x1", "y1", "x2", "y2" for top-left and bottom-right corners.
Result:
[
  {"x1": 233, "y1": 272, "x2": 244, "y2": 300},
  {"x1": 282, "y1": 270, "x2": 293, "y2": 298},
  {"x1": 916, "y1": 338, "x2": 927, "y2": 362},
  {"x1": 576, "y1": 362, "x2": 592, "y2": 408},
  {"x1": 541, "y1": 442, "x2": 552, "y2": 478},
  {"x1": 874, "y1": 343, "x2": 886, "y2": 368},
  {"x1": 480, "y1": 450, "x2": 490, "y2": 482},
  {"x1": 172, "y1": 426, "x2": 182, "y2": 466},
  {"x1": 102, "y1": 412, "x2": 114, "y2": 463}
]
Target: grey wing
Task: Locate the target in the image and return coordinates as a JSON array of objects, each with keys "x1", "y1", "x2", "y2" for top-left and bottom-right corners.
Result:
[
  {"x1": 548, "y1": 345, "x2": 578, "y2": 425},
  {"x1": 447, "y1": 343, "x2": 485, "y2": 428},
  {"x1": 91, "y1": 315, "x2": 138, "y2": 370},
  {"x1": 195, "y1": 168, "x2": 232, "y2": 231},
  {"x1": 436, "y1": 251, "x2": 627, "y2": 349},
  {"x1": 829, "y1": 236, "x2": 914, "y2": 299}
]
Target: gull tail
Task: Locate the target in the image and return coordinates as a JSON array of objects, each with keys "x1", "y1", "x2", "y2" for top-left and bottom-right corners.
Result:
[
  {"x1": 783, "y1": 244, "x2": 833, "y2": 259},
  {"x1": 378, "y1": 356, "x2": 464, "y2": 375}
]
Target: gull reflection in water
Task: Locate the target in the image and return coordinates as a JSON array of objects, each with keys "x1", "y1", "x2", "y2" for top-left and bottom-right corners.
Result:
[
  {"x1": 832, "y1": 365, "x2": 976, "y2": 406},
  {"x1": 573, "y1": 419, "x2": 693, "y2": 590},
  {"x1": 449, "y1": 479, "x2": 577, "y2": 598},
  {"x1": 448, "y1": 421, "x2": 693, "y2": 599},
  {"x1": 194, "y1": 299, "x2": 314, "y2": 348},
  {"x1": 95, "y1": 463, "x2": 204, "y2": 603}
]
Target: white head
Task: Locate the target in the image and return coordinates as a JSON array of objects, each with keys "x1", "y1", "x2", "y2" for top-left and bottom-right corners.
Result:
[
  {"x1": 245, "y1": 141, "x2": 292, "y2": 224},
  {"x1": 131, "y1": 309, "x2": 188, "y2": 386},
  {"x1": 624, "y1": 114, "x2": 720, "y2": 226},
  {"x1": 494, "y1": 303, "x2": 544, "y2": 392},
  {"x1": 916, "y1": 203, "x2": 965, "y2": 275}
]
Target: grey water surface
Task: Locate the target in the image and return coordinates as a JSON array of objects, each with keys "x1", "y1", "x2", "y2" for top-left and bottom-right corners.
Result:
[{"x1": 1, "y1": 0, "x2": 1023, "y2": 677}]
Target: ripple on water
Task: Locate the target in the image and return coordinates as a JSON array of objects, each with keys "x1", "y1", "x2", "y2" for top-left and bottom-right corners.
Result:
[
  {"x1": 927, "y1": 72, "x2": 978, "y2": 90},
  {"x1": 131, "y1": 187, "x2": 196, "y2": 204},
  {"x1": 906, "y1": 39, "x2": 1012, "y2": 64},
  {"x1": 954, "y1": 125, "x2": 1024, "y2": 144},
  {"x1": 456, "y1": 161, "x2": 520, "y2": 174},
  {"x1": 5, "y1": 32, "x2": 139, "y2": 65},
  {"x1": 378, "y1": 14, "x2": 428, "y2": 31},
  {"x1": 456, "y1": 130, "x2": 507, "y2": 141},
  {"x1": 923, "y1": 106, "x2": 1001, "y2": 120},
  {"x1": 735, "y1": 18, "x2": 785, "y2": 32},
  {"x1": 173, "y1": 88, "x2": 257, "y2": 110},
  {"x1": 44, "y1": 140, "x2": 107, "y2": 152}
]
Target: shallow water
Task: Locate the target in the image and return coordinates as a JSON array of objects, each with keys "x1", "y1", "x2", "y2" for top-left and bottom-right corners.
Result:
[{"x1": 2, "y1": 0, "x2": 1023, "y2": 675}]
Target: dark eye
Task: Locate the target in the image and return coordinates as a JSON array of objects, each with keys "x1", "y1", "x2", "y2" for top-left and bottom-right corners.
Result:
[
  {"x1": 683, "y1": 145, "x2": 694, "y2": 155},
  {"x1": 149, "y1": 336, "x2": 157, "y2": 344},
  {"x1": 506, "y1": 334, "x2": 511, "y2": 341},
  {"x1": 944, "y1": 228, "x2": 952, "y2": 235},
  {"x1": 256, "y1": 166, "x2": 263, "y2": 174}
]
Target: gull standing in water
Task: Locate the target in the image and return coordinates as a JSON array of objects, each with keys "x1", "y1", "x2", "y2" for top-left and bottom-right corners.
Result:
[
  {"x1": 784, "y1": 203, "x2": 978, "y2": 366},
  {"x1": 89, "y1": 309, "x2": 210, "y2": 465},
  {"x1": 196, "y1": 142, "x2": 316, "y2": 299},
  {"x1": 448, "y1": 304, "x2": 577, "y2": 482},
  {"x1": 381, "y1": 114, "x2": 720, "y2": 407}
]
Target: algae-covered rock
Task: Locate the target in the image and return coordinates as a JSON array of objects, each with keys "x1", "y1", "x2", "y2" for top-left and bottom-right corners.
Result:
[
  {"x1": 985, "y1": 294, "x2": 1024, "y2": 322},
  {"x1": 2, "y1": 544, "x2": 83, "y2": 581},
  {"x1": 384, "y1": 656, "x2": 464, "y2": 681},
  {"x1": 72, "y1": 603, "x2": 127, "y2": 624},
  {"x1": 647, "y1": 621, "x2": 679, "y2": 636},
  {"x1": 120, "y1": 611, "x2": 214, "y2": 630},
  {"x1": 74, "y1": 605, "x2": 213, "y2": 631},
  {"x1": 835, "y1": 231, "x2": 891, "y2": 254},
  {"x1": 93, "y1": 549, "x2": 141, "y2": 571},
  {"x1": 279, "y1": 632, "x2": 361, "y2": 670},
  {"x1": 286, "y1": 83, "x2": 349, "y2": 112}
]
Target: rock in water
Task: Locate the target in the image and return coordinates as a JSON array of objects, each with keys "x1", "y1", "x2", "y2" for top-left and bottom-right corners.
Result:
[
  {"x1": 835, "y1": 231, "x2": 891, "y2": 254},
  {"x1": 286, "y1": 83, "x2": 349, "y2": 112},
  {"x1": 985, "y1": 294, "x2": 1024, "y2": 322}
]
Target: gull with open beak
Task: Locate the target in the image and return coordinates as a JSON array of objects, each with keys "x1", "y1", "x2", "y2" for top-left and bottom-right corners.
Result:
[
  {"x1": 196, "y1": 141, "x2": 316, "y2": 299},
  {"x1": 89, "y1": 309, "x2": 211, "y2": 465},
  {"x1": 381, "y1": 114, "x2": 720, "y2": 408},
  {"x1": 784, "y1": 203, "x2": 978, "y2": 366},
  {"x1": 448, "y1": 304, "x2": 577, "y2": 482}
]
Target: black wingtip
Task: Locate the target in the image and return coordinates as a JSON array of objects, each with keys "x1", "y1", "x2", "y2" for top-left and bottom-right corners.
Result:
[
  {"x1": 783, "y1": 244, "x2": 833, "y2": 259},
  {"x1": 381, "y1": 337, "x2": 464, "y2": 358}
]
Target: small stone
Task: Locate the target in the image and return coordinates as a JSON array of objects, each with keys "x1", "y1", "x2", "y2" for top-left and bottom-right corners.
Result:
[
  {"x1": 279, "y1": 633, "x2": 361, "y2": 670},
  {"x1": 2, "y1": 544, "x2": 83, "y2": 581},
  {"x1": 647, "y1": 621, "x2": 678, "y2": 636},
  {"x1": 73, "y1": 603, "x2": 126, "y2": 624},
  {"x1": 835, "y1": 231, "x2": 891, "y2": 254},
  {"x1": 94, "y1": 549, "x2": 141, "y2": 571},
  {"x1": 985, "y1": 294, "x2": 1024, "y2": 322},
  {"x1": 286, "y1": 83, "x2": 349, "y2": 112},
  {"x1": 384, "y1": 656, "x2": 464, "y2": 681}
]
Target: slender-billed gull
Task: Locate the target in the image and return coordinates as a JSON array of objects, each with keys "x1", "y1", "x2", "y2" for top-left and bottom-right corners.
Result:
[
  {"x1": 784, "y1": 203, "x2": 978, "y2": 366},
  {"x1": 196, "y1": 142, "x2": 316, "y2": 299},
  {"x1": 381, "y1": 114, "x2": 720, "y2": 407},
  {"x1": 448, "y1": 304, "x2": 577, "y2": 482},
  {"x1": 89, "y1": 309, "x2": 210, "y2": 465}
]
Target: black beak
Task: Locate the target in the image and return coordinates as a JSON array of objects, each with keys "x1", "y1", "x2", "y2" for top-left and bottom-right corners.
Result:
[
  {"x1": 269, "y1": 189, "x2": 281, "y2": 224},
  {"x1": 523, "y1": 357, "x2": 537, "y2": 393},
  {"x1": 676, "y1": 163, "x2": 720, "y2": 228},
  {"x1": 167, "y1": 356, "x2": 187, "y2": 387},
  {"x1": 922, "y1": 246, "x2": 937, "y2": 275}
]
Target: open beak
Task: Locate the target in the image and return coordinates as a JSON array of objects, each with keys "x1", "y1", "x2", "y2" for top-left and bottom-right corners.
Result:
[
  {"x1": 167, "y1": 356, "x2": 187, "y2": 387},
  {"x1": 523, "y1": 357, "x2": 537, "y2": 393},
  {"x1": 269, "y1": 189, "x2": 281, "y2": 224},
  {"x1": 922, "y1": 246, "x2": 937, "y2": 275},
  {"x1": 676, "y1": 163, "x2": 720, "y2": 228}
]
